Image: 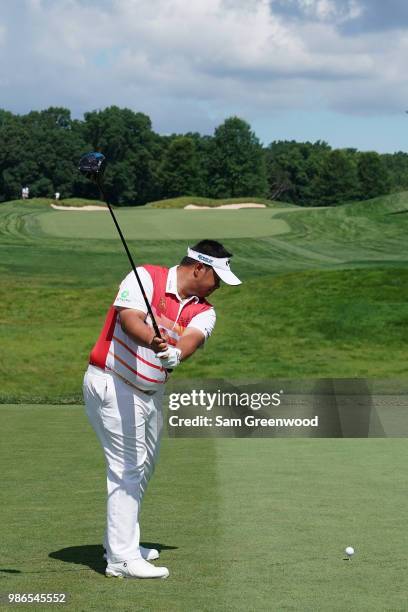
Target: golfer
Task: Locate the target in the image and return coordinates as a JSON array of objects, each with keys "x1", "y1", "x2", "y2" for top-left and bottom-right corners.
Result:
[{"x1": 83, "y1": 240, "x2": 241, "y2": 579}]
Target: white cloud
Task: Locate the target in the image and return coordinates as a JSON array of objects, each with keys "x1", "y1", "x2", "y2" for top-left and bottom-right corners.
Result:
[{"x1": 0, "y1": 0, "x2": 406, "y2": 138}]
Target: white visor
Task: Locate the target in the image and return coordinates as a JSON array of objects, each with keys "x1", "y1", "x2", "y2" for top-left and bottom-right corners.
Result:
[{"x1": 187, "y1": 247, "x2": 242, "y2": 285}]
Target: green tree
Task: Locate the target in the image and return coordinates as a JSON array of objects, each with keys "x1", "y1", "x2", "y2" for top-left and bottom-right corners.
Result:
[
  {"x1": 314, "y1": 149, "x2": 360, "y2": 205},
  {"x1": 158, "y1": 136, "x2": 201, "y2": 198},
  {"x1": 0, "y1": 113, "x2": 30, "y2": 200},
  {"x1": 0, "y1": 107, "x2": 87, "y2": 201},
  {"x1": 25, "y1": 108, "x2": 88, "y2": 198},
  {"x1": 382, "y1": 152, "x2": 408, "y2": 192},
  {"x1": 357, "y1": 152, "x2": 391, "y2": 199},
  {"x1": 183, "y1": 132, "x2": 213, "y2": 197},
  {"x1": 82, "y1": 106, "x2": 162, "y2": 204},
  {"x1": 208, "y1": 117, "x2": 268, "y2": 198},
  {"x1": 265, "y1": 140, "x2": 330, "y2": 205}
]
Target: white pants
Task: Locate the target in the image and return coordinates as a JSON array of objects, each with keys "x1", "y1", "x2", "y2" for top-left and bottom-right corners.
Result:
[{"x1": 83, "y1": 365, "x2": 164, "y2": 563}]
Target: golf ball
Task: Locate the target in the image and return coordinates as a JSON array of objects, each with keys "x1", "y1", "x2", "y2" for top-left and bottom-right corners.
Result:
[{"x1": 345, "y1": 546, "x2": 355, "y2": 556}]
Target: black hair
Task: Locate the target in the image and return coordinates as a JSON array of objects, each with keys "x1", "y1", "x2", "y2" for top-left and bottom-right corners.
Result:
[{"x1": 180, "y1": 239, "x2": 232, "y2": 266}]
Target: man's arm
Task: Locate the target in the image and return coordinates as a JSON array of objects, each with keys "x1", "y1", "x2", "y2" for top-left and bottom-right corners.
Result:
[
  {"x1": 176, "y1": 327, "x2": 205, "y2": 362},
  {"x1": 117, "y1": 307, "x2": 167, "y2": 353},
  {"x1": 157, "y1": 307, "x2": 215, "y2": 368},
  {"x1": 156, "y1": 327, "x2": 204, "y2": 369}
]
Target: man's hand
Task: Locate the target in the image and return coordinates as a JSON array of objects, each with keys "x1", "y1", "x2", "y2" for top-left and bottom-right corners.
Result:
[
  {"x1": 157, "y1": 346, "x2": 182, "y2": 368},
  {"x1": 149, "y1": 336, "x2": 168, "y2": 354}
]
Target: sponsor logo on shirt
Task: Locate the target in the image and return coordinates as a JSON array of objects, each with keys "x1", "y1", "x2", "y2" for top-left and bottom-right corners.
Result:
[{"x1": 158, "y1": 297, "x2": 166, "y2": 313}]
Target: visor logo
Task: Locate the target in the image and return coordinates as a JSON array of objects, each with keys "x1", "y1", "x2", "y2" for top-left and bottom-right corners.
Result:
[{"x1": 197, "y1": 254, "x2": 213, "y2": 264}]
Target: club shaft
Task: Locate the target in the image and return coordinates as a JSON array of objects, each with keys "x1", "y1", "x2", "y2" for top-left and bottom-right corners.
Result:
[{"x1": 96, "y1": 177, "x2": 162, "y2": 339}]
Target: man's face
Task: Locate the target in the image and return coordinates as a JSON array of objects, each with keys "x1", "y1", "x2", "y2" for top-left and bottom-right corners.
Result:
[{"x1": 194, "y1": 264, "x2": 221, "y2": 297}]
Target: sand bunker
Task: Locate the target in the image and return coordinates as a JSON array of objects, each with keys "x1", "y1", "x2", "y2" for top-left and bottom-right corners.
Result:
[
  {"x1": 51, "y1": 202, "x2": 266, "y2": 211},
  {"x1": 184, "y1": 203, "x2": 266, "y2": 210},
  {"x1": 51, "y1": 204, "x2": 107, "y2": 211}
]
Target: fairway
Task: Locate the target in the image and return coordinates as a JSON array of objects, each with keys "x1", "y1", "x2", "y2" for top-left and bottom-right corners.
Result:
[
  {"x1": 1, "y1": 195, "x2": 408, "y2": 610},
  {"x1": 1, "y1": 195, "x2": 408, "y2": 401},
  {"x1": 1, "y1": 404, "x2": 407, "y2": 611}
]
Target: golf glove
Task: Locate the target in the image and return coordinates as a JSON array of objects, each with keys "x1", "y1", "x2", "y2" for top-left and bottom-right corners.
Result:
[{"x1": 157, "y1": 346, "x2": 182, "y2": 368}]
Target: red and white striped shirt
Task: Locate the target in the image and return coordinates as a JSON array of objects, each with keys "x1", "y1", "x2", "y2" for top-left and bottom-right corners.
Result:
[{"x1": 89, "y1": 265, "x2": 216, "y2": 392}]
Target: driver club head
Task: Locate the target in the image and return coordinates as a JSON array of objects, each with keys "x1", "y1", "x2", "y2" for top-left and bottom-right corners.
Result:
[{"x1": 78, "y1": 152, "x2": 106, "y2": 181}]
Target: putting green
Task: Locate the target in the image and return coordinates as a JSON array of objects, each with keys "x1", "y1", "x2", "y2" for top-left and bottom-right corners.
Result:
[{"x1": 35, "y1": 207, "x2": 291, "y2": 240}]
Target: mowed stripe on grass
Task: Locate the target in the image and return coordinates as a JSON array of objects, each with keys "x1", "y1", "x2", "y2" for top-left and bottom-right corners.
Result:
[
  {"x1": 214, "y1": 438, "x2": 408, "y2": 611},
  {"x1": 1, "y1": 405, "x2": 407, "y2": 611},
  {"x1": 1, "y1": 195, "x2": 408, "y2": 610},
  {"x1": 1, "y1": 190, "x2": 408, "y2": 402},
  {"x1": 2, "y1": 267, "x2": 408, "y2": 402},
  {"x1": 0, "y1": 404, "x2": 222, "y2": 612}
]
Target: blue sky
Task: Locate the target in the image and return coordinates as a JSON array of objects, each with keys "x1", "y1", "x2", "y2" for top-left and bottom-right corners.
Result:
[{"x1": 1, "y1": 0, "x2": 408, "y2": 152}]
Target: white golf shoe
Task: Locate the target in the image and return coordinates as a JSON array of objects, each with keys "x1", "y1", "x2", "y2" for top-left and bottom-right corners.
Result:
[
  {"x1": 103, "y1": 546, "x2": 159, "y2": 562},
  {"x1": 105, "y1": 558, "x2": 169, "y2": 579}
]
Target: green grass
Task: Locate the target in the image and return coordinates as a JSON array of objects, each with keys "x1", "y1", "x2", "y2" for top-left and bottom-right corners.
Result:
[
  {"x1": 52, "y1": 198, "x2": 107, "y2": 208},
  {"x1": 144, "y1": 195, "x2": 293, "y2": 208},
  {"x1": 0, "y1": 197, "x2": 107, "y2": 208},
  {"x1": 36, "y1": 207, "x2": 291, "y2": 240},
  {"x1": 1, "y1": 404, "x2": 407, "y2": 611},
  {"x1": 1, "y1": 193, "x2": 408, "y2": 610},
  {"x1": 3, "y1": 268, "x2": 408, "y2": 402},
  {"x1": 1, "y1": 194, "x2": 408, "y2": 402}
]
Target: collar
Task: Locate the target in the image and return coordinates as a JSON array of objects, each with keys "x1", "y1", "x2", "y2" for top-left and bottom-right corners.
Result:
[{"x1": 166, "y1": 266, "x2": 199, "y2": 304}]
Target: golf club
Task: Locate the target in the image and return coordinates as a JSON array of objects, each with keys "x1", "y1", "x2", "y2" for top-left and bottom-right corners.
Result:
[{"x1": 78, "y1": 151, "x2": 163, "y2": 340}]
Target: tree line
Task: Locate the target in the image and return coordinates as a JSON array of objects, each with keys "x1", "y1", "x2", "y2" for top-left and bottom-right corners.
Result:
[{"x1": 0, "y1": 105, "x2": 407, "y2": 206}]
